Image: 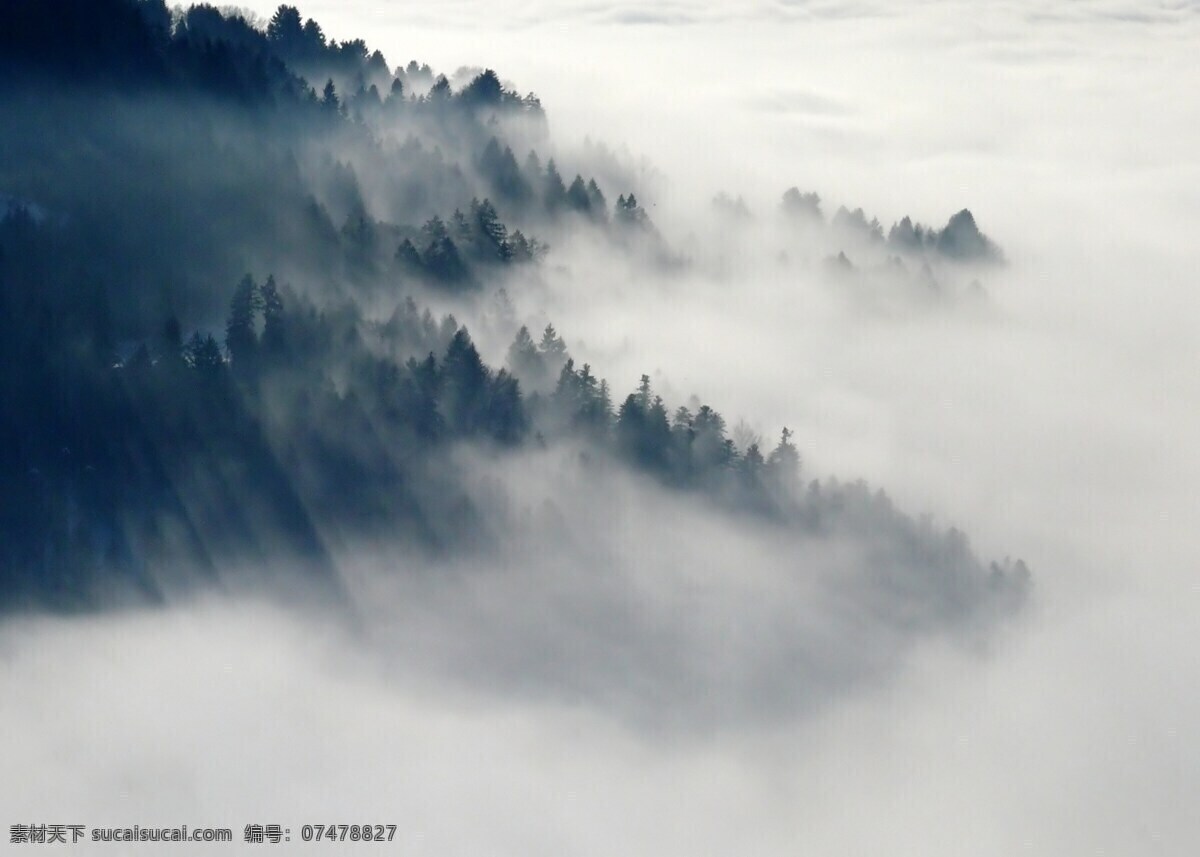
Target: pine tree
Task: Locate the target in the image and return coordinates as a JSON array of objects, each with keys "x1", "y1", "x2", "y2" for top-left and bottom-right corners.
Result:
[
  {"x1": 692, "y1": 404, "x2": 731, "y2": 472},
  {"x1": 635, "y1": 373, "x2": 652, "y2": 409},
  {"x1": 507, "y1": 229, "x2": 532, "y2": 262},
  {"x1": 506, "y1": 325, "x2": 542, "y2": 383},
  {"x1": 473, "y1": 198, "x2": 510, "y2": 261},
  {"x1": 225, "y1": 274, "x2": 261, "y2": 372},
  {"x1": 543, "y1": 158, "x2": 567, "y2": 211},
  {"x1": 586, "y1": 178, "x2": 608, "y2": 220},
  {"x1": 423, "y1": 236, "x2": 470, "y2": 286},
  {"x1": 302, "y1": 18, "x2": 327, "y2": 53},
  {"x1": 421, "y1": 214, "x2": 449, "y2": 244},
  {"x1": 616, "y1": 379, "x2": 669, "y2": 473},
  {"x1": 452, "y1": 208, "x2": 473, "y2": 246},
  {"x1": 616, "y1": 393, "x2": 644, "y2": 461},
  {"x1": 538, "y1": 323, "x2": 567, "y2": 365},
  {"x1": 321, "y1": 78, "x2": 339, "y2": 112},
  {"x1": 440, "y1": 328, "x2": 490, "y2": 434},
  {"x1": 552, "y1": 357, "x2": 581, "y2": 416},
  {"x1": 260, "y1": 275, "x2": 284, "y2": 357},
  {"x1": 767, "y1": 427, "x2": 801, "y2": 486},
  {"x1": 566, "y1": 175, "x2": 591, "y2": 213},
  {"x1": 186, "y1": 332, "x2": 225, "y2": 376},
  {"x1": 485, "y1": 369, "x2": 525, "y2": 444},
  {"x1": 401, "y1": 352, "x2": 444, "y2": 440},
  {"x1": 267, "y1": 5, "x2": 303, "y2": 46},
  {"x1": 395, "y1": 238, "x2": 422, "y2": 270},
  {"x1": 460, "y1": 69, "x2": 503, "y2": 107},
  {"x1": 615, "y1": 193, "x2": 649, "y2": 227},
  {"x1": 481, "y1": 140, "x2": 531, "y2": 205},
  {"x1": 428, "y1": 75, "x2": 452, "y2": 103},
  {"x1": 524, "y1": 150, "x2": 542, "y2": 185},
  {"x1": 643, "y1": 395, "x2": 672, "y2": 471},
  {"x1": 594, "y1": 379, "x2": 613, "y2": 430}
]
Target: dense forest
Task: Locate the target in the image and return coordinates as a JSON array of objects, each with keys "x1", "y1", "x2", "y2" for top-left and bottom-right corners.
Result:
[{"x1": 0, "y1": 0, "x2": 1027, "y2": 635}]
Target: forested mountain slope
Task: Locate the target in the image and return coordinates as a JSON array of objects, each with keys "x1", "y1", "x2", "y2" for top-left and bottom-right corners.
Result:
[{"x1": 0, "y1": 0, "x2": 1027, "y2": 659}]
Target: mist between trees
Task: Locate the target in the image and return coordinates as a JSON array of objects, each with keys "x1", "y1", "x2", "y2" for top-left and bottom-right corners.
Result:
[{"x1": 0, "y1": 2, "x2": 1027, "y2": 713}]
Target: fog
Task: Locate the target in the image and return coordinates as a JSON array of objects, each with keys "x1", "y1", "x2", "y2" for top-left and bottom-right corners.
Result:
[{"x1": 4, "y1": 0, "x2": 1199, "y2": 853}]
